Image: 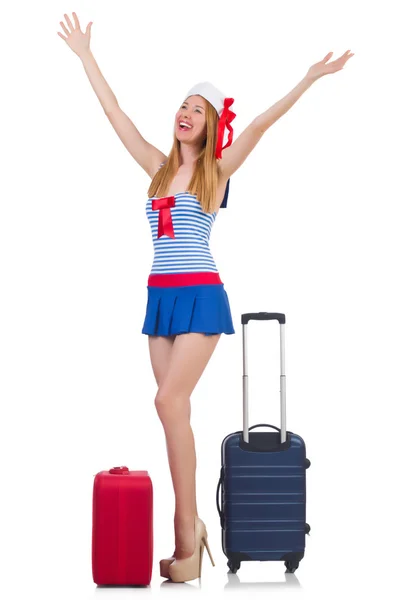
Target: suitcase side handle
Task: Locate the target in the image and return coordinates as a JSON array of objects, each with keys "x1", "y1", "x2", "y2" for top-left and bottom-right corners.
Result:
[
  {"x1": 241, "y1": 312, "x2": 286, "y2": 325},
  {"x1": 216, "y1": 468, "x2": 224, "y2": 527}
]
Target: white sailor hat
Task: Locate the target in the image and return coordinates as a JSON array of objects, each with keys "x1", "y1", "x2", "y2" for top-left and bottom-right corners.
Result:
[{"x1": 183, "y1": 81, "x2": 236, "y2": 159}]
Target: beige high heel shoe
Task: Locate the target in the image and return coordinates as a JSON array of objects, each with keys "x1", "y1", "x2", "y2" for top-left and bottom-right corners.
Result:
[
  {"x1": 159, "y1": 556, "x2": 175, "y2": 579},
  {"x1": 168, "y1": 516, "x2": 215, "y2": 583}
]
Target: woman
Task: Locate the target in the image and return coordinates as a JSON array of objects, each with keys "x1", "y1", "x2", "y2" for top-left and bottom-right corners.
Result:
[{"x1": 57, "y1": 12, "x2": 353, "y2": 583}]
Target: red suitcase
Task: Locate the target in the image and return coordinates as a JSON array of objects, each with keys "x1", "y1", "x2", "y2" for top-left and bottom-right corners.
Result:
[{"x1": 92, "y1": 466, "x2": 153, "y2": 586}]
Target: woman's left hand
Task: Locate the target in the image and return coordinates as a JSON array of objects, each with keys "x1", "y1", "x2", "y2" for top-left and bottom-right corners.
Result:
[{"x1": 306, "y1": 50, "x2": 354, "y2": 82}]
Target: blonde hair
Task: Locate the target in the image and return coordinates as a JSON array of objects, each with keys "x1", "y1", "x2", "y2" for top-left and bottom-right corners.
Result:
[{"x1": 147, "y1": 97, "x2": 221, "y2": 214}]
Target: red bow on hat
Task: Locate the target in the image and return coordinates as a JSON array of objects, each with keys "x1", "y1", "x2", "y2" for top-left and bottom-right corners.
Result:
[
  {"x1": 215, "y1": 97, "x2": 236, "y2": 159},
  {"x1": 152, "y1": 196, "x2": 176, "y2": 238}
]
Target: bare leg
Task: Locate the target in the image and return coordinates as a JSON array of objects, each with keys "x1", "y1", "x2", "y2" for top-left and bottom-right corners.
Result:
[
  {"x1": 148, "y1": 334, "x2": 197, "y2": 559},
  {"x1": 154, "y1": 333, "x2": 221, "y2": 559},
  {"x1": 148, "y1": 334, "x2": 182, "y2": 558}
]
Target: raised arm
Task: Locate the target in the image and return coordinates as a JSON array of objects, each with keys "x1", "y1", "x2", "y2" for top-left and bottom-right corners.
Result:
[
  {"x1": 219, "y1": 50, "x2": 354, "y2": 181},
  {"x1": 57, "y1": 12, "x2": 166, "y2": 178}
]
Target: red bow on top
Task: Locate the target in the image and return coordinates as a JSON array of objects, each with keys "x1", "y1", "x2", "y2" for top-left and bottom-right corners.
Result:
[
  {"x1": 152, "y1": 196, "x2": 176, "y2": 238},
  {"x1": 215, "y1": 97, "x2": 236, "y2": 160}
]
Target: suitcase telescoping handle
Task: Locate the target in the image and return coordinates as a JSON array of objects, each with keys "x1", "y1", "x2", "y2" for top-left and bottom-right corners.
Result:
[{"x1": 241, "y1": 312, "x2": 287, "y2": 444}]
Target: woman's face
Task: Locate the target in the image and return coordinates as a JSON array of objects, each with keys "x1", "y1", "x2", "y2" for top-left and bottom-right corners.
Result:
[{"x1": 175, "y1": 95, "x2": 207, "y2": 144}]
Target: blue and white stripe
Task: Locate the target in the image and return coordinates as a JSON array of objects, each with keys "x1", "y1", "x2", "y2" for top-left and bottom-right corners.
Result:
[{"x1": 145, "y1": 192, "x2": 219, "y2": 275}]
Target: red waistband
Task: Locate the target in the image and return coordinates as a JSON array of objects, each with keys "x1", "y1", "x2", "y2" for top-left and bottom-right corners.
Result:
[{"x1": 148, "y1": 272, "x2": 223, "y2": 287}]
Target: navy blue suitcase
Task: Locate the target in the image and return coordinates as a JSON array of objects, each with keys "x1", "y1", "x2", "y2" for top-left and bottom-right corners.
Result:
[{"x1": 216, "y1": 312, "x2": 311, "y2": 574}]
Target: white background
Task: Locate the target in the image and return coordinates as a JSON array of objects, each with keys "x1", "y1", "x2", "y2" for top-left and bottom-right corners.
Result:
[{"x1": 1, "y1": 0, "x2": 396, "y2": 598}]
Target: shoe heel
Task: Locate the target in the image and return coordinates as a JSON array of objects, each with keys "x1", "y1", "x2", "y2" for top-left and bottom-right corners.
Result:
[
  {"x1": 198, "y1": 542, "x2": 204, "y2": 577},
  {"x1": 202, "y1": 535, "x2": 215, "y2": 567}
]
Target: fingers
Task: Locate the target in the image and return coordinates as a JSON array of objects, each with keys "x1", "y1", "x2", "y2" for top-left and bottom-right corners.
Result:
[
  {"x1": 72, "y1": 12, "x2": 81, "y2": 30},
  {"x1": 64, "y1": 13, "x2": 75, "y2": 32},
  {"x1": 60, "y1": 21, "x2": 69, "y2": 37},
  {"x1": 57, "y1": 12, "x2": 84, "y2": 41},
  {"x1": 322, "y1": 50, "x2": 353, "y2": 67},
  {"x1": 338, "y1": 50, "x2": 354, "y2": 62},
  {"x1": 326, "y1": 50, "x2": 354, "y2": 72}
]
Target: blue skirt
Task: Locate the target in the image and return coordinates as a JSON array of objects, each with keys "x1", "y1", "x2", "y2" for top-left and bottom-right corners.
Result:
[{"x1": 141, "y1": 283, "x2": 235, "y2": 336}]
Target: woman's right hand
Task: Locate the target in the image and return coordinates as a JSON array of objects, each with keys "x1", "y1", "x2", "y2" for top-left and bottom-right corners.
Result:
[{"x1": 57, "y1": 12, "x2": 93, "y2": 58}]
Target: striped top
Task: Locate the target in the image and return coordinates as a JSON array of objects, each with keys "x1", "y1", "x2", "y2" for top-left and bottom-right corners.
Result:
[{"x1": 145, "y1": 191, "x2": 219, "y2": 275}]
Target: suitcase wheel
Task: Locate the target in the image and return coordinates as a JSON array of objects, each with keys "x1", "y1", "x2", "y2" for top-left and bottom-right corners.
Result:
[
  {"x1": 227, "y1": 559, "x2": 241, "y2": 574},
  {"x1": 285, "y1": 560, "x2": 300, "y2": 573}
]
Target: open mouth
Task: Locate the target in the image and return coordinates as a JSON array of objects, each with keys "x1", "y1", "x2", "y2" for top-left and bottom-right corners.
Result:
[{"x1": 178, "y1": 122, "x2": 192, "y2": 132}]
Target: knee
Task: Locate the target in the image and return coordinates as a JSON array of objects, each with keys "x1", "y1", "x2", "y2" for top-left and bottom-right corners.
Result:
[{"x1": 154, "y1": 390, "x2": 188, "y2": 424}]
